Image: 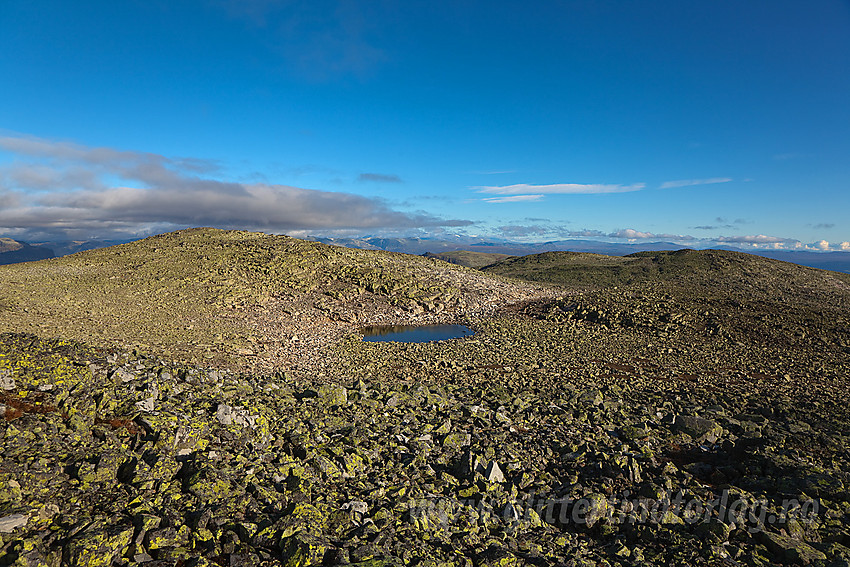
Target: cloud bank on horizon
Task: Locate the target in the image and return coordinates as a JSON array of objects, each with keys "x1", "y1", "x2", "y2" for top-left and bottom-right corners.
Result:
[
  {"x1": 472, "y1": 180, "x2": 846, "y2": 251},
  {"x1": 0, "y1": 133, "x2": 847, "y2": 252},
  {"x1": 494, "y1": 224, "x2": 849, "y2": 252},
  {"x1": 0, "y1": 134, "x2": 470, "y2": 241}
]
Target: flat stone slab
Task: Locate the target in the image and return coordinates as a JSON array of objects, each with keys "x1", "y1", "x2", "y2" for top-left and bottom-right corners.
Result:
[{"x1": 0, "y1": 513, "x2": 29, "y2": 533}]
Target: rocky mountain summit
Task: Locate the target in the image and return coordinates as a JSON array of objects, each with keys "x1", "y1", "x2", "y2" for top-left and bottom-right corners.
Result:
[
  {"x1": 0, "y1": 228, "x2": 551, "y2": 376},
  {"x1": 0, "y1": 229, "x2": 848, "y2": 566}
]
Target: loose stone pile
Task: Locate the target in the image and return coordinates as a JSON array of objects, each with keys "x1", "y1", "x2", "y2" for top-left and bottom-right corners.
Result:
[{"x1": 1, "y1": 328, "x2": 848, "y2": 566}]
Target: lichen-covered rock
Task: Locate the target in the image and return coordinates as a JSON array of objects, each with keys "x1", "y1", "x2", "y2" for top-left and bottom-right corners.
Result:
[
  {"x1": 475, "y1": 546, "x2": 522, "y2": 567},
  {"x1": 341, "y1": 558, "x2": 403, "y2": 567},
  {"x1": 145, "y1": 524, "x2": 191, "y2": 551},
  {"x1": 64, "y1": 523, "x2": 134, "y2": 567},
  {"x1": 186, "y1": 468, "x2": 239, "y2": 504},
  {"x1": 215, "y1": 402, "x2": 259, "y2": 428},
  {"x1": 758, "y1": 531, "x2": 827, "y2": 564},
  {"x1": 442, "y1": 432, "x2": 471, "y2": 452},
  {"x1": 280, "y1": 532, "x2": 331, "y2": 566},
  {"x1": 1, "y1": 247, "x2": 849, "y2": 567},
  {"x1": 135, "y1": 395, "x2": 155, "y2": 412},
  {"x1": 317, "y1": 384, "x2": 348, "y2": 406},
  {"x1": 673, "y1": 415, "x2": 723, "y2": 442},
  {"x1": 0, "y1": 513, "x2": 28, "y2": 533},
  {"x1": 695, "y1": 520, "x2": 732, "y2": 544},
  {"x1": 94, "y1": 450, "x2": 126, "y2": 482},
  {"x1": 484, "y1": 461, "x2": 505, "y2": 483},
  {"x1": 576, "y1": 493, "x2": 609, "y2": 529},
  {"x1": 0, "y1": 369, "x2": 15, "y2": 391},
  {"x1": 146, "y1": 454, "x2": 181, "y2": 482},
  {"x1": 280, "y1": 502, "x2": 330, "y2": 539}
]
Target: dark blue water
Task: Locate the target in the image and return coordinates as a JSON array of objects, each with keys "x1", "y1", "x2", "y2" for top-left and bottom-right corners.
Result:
[{"x1": 361, "y1": 324, "x2": 474, "y2": 343}]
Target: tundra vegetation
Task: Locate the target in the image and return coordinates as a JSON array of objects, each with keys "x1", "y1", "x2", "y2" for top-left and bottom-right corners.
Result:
[{"x1": 0, "y1": 228, "x2": 848, "y2": 566}]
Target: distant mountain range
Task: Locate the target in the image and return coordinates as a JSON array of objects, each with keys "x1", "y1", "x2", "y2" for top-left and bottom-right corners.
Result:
[
  {"x1": 0, "y1": 238, "x2": 137, "y2": 265},
  {"x1": 31, "y1": 238, "x2": 137, "y2": 257},
  {"x1": 0, "y1": 238, "x2": 55, "y2": 265},
  {"x1": 311, "y1": 236, "x2": 850, "y2": 274},
  {"x1": 2, "y1": 233, "x2": 849, "y2": 274},
  {"x1": 311, "y1": 235, "x2": 698, "y2": 256}
]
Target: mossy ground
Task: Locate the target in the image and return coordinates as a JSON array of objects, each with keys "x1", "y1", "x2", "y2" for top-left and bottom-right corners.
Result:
[{"x1": 0, "y1": 231, "x2": 848, "y2": 566}]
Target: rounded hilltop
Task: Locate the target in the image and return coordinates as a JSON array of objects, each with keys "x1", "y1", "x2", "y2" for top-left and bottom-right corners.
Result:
[
  {"x1": 0, "y1": 228, "x2": 553, "y2": 374},
  {"x1": 0, "y1": 228, "x2": 848, "y2": 566}
]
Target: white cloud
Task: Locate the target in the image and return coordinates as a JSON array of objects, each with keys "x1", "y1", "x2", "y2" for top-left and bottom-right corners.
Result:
[
  {"x1": 0, "y1": 133, "x2": 470, "y2": 240},
  {"x1": 660, "y1": 178, "x2": 733, "y2": 189},
  {"x1": 477, "y1": 183, "x2": 645, "y2": 195},
  {"x1": 497, "y1": 225, "x2": 550, "y2": 237},
  {"x1": 796, "y1": 240, "x2": 850, "y2": 252},
  {"x1": 610, "y1": 228, "x2": 654, "y2": 239},
  {"x1": 608, "y1": 228, "x2": 696, "y2": 241},
  {"x1": 483, "y1": 194, "x2": 544, "y2": 203},
  {"x1": 715, "y1": 234, "x2": 797, "y2": 245},
  {"x1": 567, "y1": 229, "x2": 606, "y2": 237},
  {"x1": 0, "y1": 191, "x2": 20, "y2": 208}
]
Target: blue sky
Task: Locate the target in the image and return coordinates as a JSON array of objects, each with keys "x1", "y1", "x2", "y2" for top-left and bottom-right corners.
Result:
[{"x1": 1, "y1": 0, "x2": 849, "y2": 250}]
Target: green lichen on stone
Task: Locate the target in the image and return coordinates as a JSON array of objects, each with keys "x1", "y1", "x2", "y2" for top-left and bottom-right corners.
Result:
[
  {"x1": 280, "y1": 532, "x2": 330, "y2": 567},
  {"x1": 317, "y1": 384, "x2": 348, "y2": 406},
  {"x1": 0, "y1": 232, "x2": 849, "y2": 566},
  {"x1": 65, "y1": 523, "x2": 134, "y2": 567}
]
